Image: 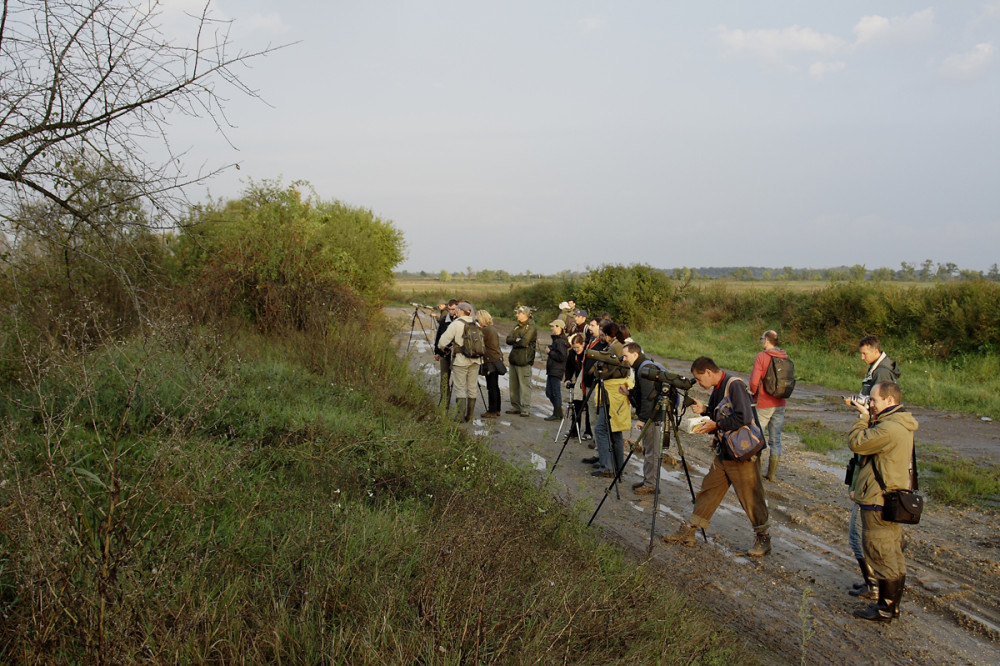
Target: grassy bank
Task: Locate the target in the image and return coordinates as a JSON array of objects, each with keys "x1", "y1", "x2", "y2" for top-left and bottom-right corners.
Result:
[{"x1": 0, "y1": 318, "x2": 754, "y2": 663}]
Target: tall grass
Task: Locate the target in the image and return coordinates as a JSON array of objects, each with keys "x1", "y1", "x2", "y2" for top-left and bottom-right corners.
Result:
[{"x1": 0, "y1": 316, "x2": 754, "y2": 663}]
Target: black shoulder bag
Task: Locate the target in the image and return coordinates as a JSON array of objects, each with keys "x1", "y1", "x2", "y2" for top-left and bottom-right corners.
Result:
[{"x1": 870, "y1": 446, "x2": 923, "y2": 525}]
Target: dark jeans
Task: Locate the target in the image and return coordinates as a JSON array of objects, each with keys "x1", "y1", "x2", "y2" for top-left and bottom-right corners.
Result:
[
  {"x1": 545, "y1": 375, "x2": 562, "y2": 412},
  {"x1": 567, "y1": 400, "x2": 591, "y2": 437},
  {"x1": 485, "y1": 372, "x2": 501, "y2": 413}
]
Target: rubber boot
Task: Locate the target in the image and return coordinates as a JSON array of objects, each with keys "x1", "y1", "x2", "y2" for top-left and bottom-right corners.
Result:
[
  {"x1": 544, "y1": 405, "x2": 563, "y2": 421},
  {"x1": 440, "y1": 372, "x2": 451, "y2": 408},
  {"x1": 465, "y1": 398, "x2": 476, "y2": 423},
  {"x1": 853, "y1": 579, "x2": 896, "y2": 623},
  {"x1": 849, "y1": 558, "x2": 877, "y2": 598},
  {"x1": 454, "y1": 398, "x2": 467, "y2": 422},
  {"x1": 747, "y1": 532, "x2": 771, "y2": 557},
  {"x1": 893, "y1": 575, "x2": 905, "y2": 619},
  {"x1": 765, "y1": 454, "x2": 780, "y2": 482}
]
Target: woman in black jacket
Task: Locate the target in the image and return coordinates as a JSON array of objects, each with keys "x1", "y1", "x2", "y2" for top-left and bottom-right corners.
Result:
[
  {"x1": 544, "y1": 319, "x2": 569, "y2": 421},
  {"x1": 564, "y1": 333, "x2": 592, "y2": 440},
  {"x1": 476, "y1": 310, "x2": 505, "y2": 418}
]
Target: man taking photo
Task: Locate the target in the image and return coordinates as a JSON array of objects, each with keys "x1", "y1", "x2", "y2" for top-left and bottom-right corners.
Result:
[{"x1": 848, "y1": 381, "x2": 917, "y2": 623}]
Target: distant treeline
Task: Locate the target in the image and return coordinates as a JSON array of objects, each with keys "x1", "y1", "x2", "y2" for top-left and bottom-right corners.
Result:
[{"x1": 397, "y1": 260, "x2": 1000, "y2": 284}]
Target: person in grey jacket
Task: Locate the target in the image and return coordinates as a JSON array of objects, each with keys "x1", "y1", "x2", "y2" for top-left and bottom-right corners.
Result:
[{"x1": 622, "y1": 342, "x2": 664, "y2": 495}]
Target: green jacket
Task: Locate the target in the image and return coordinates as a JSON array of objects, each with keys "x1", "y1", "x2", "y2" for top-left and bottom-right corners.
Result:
[
  {"x1": 848, "y1": 405, "x2": 918, "y2": 506},
  {"x1": 506, "y1": 319, "x2": 537, "y2": 367}
]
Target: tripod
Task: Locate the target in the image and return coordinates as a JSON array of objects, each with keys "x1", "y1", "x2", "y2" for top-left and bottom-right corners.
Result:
[
  {"x1": 405, "y1": 304, "x2": 432, "y2": 353},
  {"x1": 586, "y1": 381, "x2": 708, "y2": 551},
  {"x1": 588, "y1": 363, "x2": 625, "y2": 500},
  {"x1": 545, "y1": 384, "x2": 591, "y2": 486}
]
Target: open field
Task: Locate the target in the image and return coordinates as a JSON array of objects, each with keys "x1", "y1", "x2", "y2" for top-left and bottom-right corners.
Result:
[{"x1": 393, "y1": 278, "x2": 533, "y2": 303}]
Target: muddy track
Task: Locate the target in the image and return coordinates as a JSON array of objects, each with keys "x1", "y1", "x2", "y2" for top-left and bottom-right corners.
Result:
[{"x1": 394, "y1": 309, "x2": 1000, "y2": 664}]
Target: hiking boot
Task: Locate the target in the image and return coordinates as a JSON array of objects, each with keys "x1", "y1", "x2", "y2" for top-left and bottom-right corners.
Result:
[
  {"x1": 505, "y1": 409, "x2": 521, "y2": 415},
  {"x1": 520, "y1": 411, "x2": 530, "y2": 417},
  {"x1": 635, "y1": 485, "x2": 656, "y2": 495},
  {"x1": 591, "y1": 470, "x2": 614, "y2": 478},
  {"x1": 663, "y1": 523, "x2": 697, "y2": 546},
  {"x1": 481, "y1": 411, "x2": 499, "y2": 419},
  {"x1": 631, "y1": 480, "x2": 646, "y2": 490},
  {"x1": 582, "y1": 456, "x2": 599, "y2": 464},
  {"x1": 747, "y1": 533, "x2": 772, "y2": 557}
]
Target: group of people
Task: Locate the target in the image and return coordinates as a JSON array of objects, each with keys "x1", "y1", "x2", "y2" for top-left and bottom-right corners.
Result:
[
  {"x1": 663, "y1": 334, "x2": 912, "y2": 624},
  {"x1": 430, "y1": 299, "x2": 916, "y2": 624}
]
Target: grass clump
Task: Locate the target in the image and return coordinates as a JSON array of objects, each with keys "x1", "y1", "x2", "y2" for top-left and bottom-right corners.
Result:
[
  {"x1": 784, "y1": 420, "x2": 844, "y2": 454},
  {"x1": 920, "y1": 446, "x2": 1000, "y2": 510}
]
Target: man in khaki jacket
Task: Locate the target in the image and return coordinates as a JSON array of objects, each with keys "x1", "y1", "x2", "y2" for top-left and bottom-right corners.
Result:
[{"x1": 848, "y1": 381, "x2": 917, "y2": 623}]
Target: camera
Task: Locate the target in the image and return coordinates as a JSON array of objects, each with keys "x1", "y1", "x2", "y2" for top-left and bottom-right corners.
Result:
[
  {"x1": 844, "y1": 394, "x2": 870, "y2": 406},
  {"x1": 639, "y1": 365, "x2": 697, "y2": 391},
  {"x1": 584, "y1": 349, "x2": 629, "y2": 367}
]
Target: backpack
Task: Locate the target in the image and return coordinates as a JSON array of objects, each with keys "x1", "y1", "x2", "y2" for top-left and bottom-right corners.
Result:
[
  {"x1": 459, "y1": 321, "x2": 485, "y2": 358},
  {"x1": 762, "y1": 354, "x2": 796, "y2": 399}
]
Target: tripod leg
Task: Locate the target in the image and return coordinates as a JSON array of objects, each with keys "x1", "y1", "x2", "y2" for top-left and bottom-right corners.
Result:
[
  {"x1": 595, "y1": 380, "x2": 621, "y2": 500},
  {"x1": 671, "y1": 415, "x2": 708, "y2": 543},
  {"x1": 587, "y1": 417, "x2": 656, "y2": 527},
  {"x1": 587, "y1": 448, "x2": 637, "y2": 527},
  {"x1": 553, "y1": 413, "x2": 566, "y2": 443},
  {"x1": 647, "y1": 400, "x2": 669, "y2": 555},
  {"x1": 406, "y1": 307, "x2": 420, "y2": 353},
  {"x1": 416, "y1": 308, "x2": 432, "y2": 344},
  {"x1": 548, "y1": 388, "x2": 596, "y2": 485}
]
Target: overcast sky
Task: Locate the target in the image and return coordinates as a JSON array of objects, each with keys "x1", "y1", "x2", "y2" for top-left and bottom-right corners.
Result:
[{"x1": 165, "y1": 1, "x2": 1000, "y2": 273}]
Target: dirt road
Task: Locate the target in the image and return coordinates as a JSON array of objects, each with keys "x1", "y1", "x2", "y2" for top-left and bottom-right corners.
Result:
[{"x1": 395, "y1": 309, "x2": 1000, "y2": 664}]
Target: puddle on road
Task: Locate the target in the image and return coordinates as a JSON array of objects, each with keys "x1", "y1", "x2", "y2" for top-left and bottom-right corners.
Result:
[
  {"x1": 530, "y1": 452, "x2": 546, "y2": 471},
  {"x1": 801, "y1": 458, "x2": 848, "y2": 479}
]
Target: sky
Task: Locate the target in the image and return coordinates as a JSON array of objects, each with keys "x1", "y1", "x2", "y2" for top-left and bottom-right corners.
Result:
[{"x1": 160, "y1": 1, "x2": 999, "y2": 274}]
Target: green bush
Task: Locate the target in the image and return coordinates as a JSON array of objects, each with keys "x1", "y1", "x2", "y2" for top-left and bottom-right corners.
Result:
[
  {"x1": 175, "y1": 181, "x2": 404, "y2": 336},
  {"x1": 669, "y1": 280, "x2": 1000, "y2": 358},
  {"x1": 575, "y1": 264, "x2": 672, "y2": 329}
]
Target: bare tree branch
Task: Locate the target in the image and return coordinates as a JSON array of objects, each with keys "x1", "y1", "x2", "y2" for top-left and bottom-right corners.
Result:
[{"x1": 1, "y1": 0, "x2": 288, "y2": 227}]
